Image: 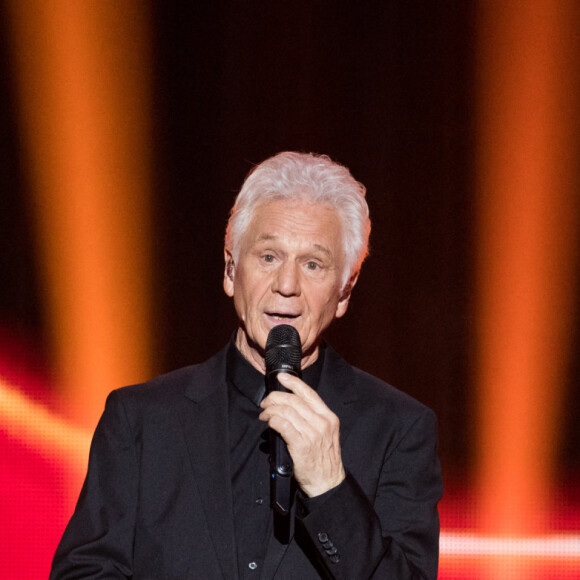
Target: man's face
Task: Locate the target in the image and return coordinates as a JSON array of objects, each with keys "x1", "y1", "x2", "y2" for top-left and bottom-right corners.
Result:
[{"x1": 224, "y1": 199, "x2": 354, "y2": 371}]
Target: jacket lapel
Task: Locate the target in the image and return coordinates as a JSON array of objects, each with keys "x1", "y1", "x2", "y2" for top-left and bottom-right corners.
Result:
[
  {"x1": 177, "y1": 347, "x2": 238, "y2": 580},
  {"x1": 316, "y1": 345, "x2": 361, "y2": 448}
]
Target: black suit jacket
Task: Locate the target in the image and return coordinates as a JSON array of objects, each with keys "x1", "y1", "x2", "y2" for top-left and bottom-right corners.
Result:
[{"x1": 50, "y1": 345, "x2": 442, "y2": 579}]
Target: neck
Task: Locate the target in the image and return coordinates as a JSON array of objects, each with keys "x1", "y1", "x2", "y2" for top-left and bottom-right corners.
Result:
[{"x1": 234, "y1": 327, "x2": 319, "y2": 373}]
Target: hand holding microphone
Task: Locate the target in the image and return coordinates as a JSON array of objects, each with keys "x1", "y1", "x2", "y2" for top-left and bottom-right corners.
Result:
[
  {"x1": 264, "y1": 324, "x2": 301, "y2": 514},
  {"x1": 261, "y1": 325, "x2": 345, "y2": 512}
]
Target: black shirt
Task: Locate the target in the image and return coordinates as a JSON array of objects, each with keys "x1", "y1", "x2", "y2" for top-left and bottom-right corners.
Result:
[{"x1": 226, "y1": 339, "x2": 324, "y2": 578}]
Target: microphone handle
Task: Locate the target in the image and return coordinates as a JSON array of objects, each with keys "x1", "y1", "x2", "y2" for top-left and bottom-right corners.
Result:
[{"x1": 266, "y1": 369, "x2": 298, "y2": 515}]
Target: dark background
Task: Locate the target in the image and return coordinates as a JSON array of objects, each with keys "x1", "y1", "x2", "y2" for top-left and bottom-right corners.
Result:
[{"x1": 1, "y1": 1, "x2": 578, "y2": 481}]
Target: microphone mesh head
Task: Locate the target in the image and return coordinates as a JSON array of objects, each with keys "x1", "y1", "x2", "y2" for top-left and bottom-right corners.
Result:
[{"x1": 265, "y1": 325, "x2": 302, "y2": 372}]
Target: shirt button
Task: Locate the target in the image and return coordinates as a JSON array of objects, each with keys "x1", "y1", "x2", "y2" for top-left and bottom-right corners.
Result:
[
  {"x1": 248, "y1": 562, "x2": 258, "y2": 570},
  {"x1": 255, "y1": 498, "x2": 264, "y2": 505}
]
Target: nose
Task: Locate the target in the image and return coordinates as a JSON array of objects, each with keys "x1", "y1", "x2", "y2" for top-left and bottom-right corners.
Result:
[{"x1": 272, "y1": 261, "x2": 301, "y2": 297}]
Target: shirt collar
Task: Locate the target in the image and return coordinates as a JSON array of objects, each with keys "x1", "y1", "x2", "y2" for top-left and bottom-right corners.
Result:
[{"x1": 226, "y1": 334, "x2": 326, "y2": 407}]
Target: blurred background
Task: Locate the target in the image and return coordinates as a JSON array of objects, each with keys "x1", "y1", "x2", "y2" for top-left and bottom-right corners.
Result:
[{"x1": 0, "y1": 1, "x2": 579, "y2": 578}]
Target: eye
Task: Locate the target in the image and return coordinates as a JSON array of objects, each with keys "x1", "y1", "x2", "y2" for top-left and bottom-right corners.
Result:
[
  {"x1": 306, "y1": 261, "x2": 321, "y2": 271},
  {"x1": 262, "y1": 254, "x2": 275, "y2": 263}
]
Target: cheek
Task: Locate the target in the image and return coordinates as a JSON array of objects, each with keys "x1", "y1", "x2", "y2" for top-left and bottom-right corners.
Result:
[
  {"x1": 308, "y1": 293, "x2": 339, "y2": 326},
  {"x1": 234, "y1": 276, "x2": 263, "y2": 317}
]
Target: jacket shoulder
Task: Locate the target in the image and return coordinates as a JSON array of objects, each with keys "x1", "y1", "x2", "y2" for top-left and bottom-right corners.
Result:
[
  {"x1": 109, "y1": 344, "x2": 228, "y2": 410},
  {"x1": 324, "y1": 345, "x2": 434, "y2": 419}
]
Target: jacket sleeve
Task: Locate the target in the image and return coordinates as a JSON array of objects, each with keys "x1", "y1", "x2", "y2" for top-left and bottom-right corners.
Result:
[
  {"x1": 295, "y1": 408, "x2": 442, "y2": 579},
  {"x1": 50, "y1": 390, "x2": 138, "y2": 579}
]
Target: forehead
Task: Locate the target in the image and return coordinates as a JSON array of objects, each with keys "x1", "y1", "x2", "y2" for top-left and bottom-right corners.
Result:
[{"x1": 243, "y1": 199, "x2": 343, "y2": 251}]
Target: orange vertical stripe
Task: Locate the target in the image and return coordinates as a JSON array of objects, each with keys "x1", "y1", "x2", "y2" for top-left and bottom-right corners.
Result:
[
  {"x1": 474, "y1": 0, "x2": 580, "y2": 535},
  {"x1": 6, "y1": 1, "x2": 153, "y2": 430}
]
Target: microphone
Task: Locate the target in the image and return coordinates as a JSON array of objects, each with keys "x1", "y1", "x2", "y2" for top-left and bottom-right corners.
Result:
[{"x1": 265, "y1": 324, "x2": 302, "y2": 515}]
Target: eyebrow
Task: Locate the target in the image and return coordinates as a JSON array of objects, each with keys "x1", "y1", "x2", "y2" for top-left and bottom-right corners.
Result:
[
  {"x1": 256, "y1": 233, "x2": 277, "y2": 242},
  {"x1": 255, "y1": 234, "x2": 333, "y2": 257},
  {"x1": 312, "y1": 244, "x2": 332, "y2": 257}
]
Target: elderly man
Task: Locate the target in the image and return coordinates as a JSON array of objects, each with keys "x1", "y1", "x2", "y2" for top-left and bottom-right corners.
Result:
[{"x1": 51, "y1": 152, "x2": 442, "y2": 579}]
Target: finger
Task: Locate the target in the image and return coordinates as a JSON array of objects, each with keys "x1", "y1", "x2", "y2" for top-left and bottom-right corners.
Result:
[
  {"x1": 259, "y1": 407, "x2": 340, "y2": 466},
  {"x1": 259, "y1": 394, "x2": 340, "y2": 443},
  {"x1": 259, "y1": 392, "x2": 324, "y2": 429},
  {"x1": 259, "y1": 411, "x2": 303, "y2": 443},
  {"x1": 276, "y1": 373, "x2": 327, "y2": 410},
  {"x1": 259, "y1": 373, "x2": 314, "y2": 410},
  {"x1": 258, "y1": 399, "x2": 317, "y2": 427},
  {"x1": 260, "y1": 378, "x2": 334, "y2": 428}
]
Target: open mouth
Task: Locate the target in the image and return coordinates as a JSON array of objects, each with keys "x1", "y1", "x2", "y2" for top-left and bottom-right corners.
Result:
[{"x1": 266, "y1": 312, "x2": 299, "y2": 321}]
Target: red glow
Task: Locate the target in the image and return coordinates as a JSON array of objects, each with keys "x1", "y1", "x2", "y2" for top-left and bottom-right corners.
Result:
[
  {"x1": 0, "y1": 331, "x2": 80, "y2": 579},
  {"x1": 1, "y1": 332, "x2": 579, "y2": 579}
]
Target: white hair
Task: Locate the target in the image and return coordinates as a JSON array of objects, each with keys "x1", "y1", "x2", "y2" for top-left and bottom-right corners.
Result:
[{"x1": 225, "y1": 151, "x2": 370, "y2": 288}]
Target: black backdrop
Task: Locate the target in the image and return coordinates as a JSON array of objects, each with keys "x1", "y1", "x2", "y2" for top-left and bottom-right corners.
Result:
[
  {"x1": 1, "y1": 1, "x2": 578, "y2": 480},
  {"x1": 151, "y1": 1, "x2": 475, "y2": 474}
]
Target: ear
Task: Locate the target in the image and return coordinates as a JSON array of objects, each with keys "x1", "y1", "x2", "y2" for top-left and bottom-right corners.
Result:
[
  {"x1": 223, "y1": 250, "x2": 235, "y2": 297},
  {"x1": 335, "y1": 271, "x2": 359, "y2": 319}
]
